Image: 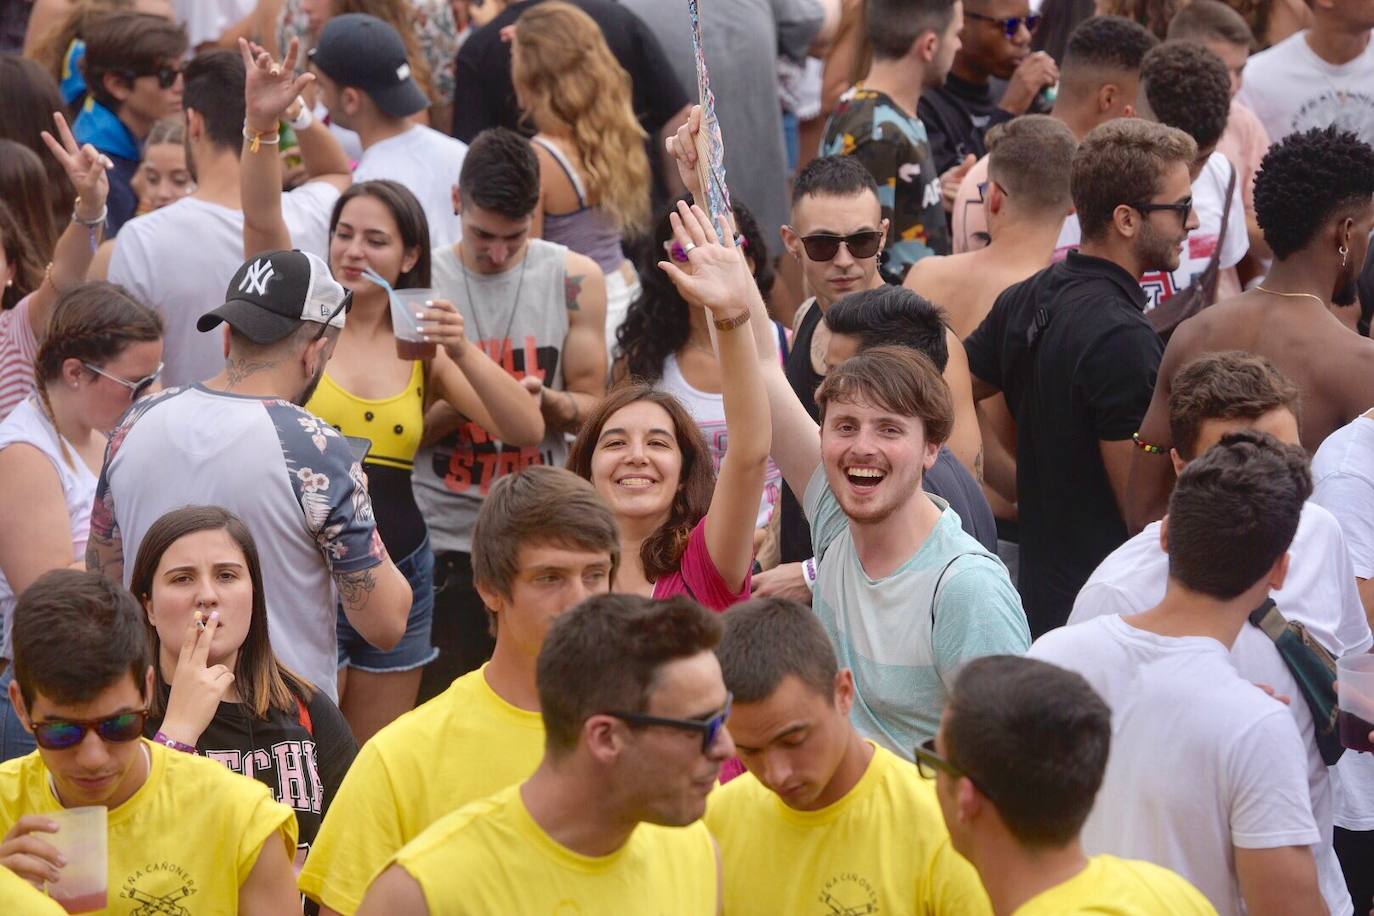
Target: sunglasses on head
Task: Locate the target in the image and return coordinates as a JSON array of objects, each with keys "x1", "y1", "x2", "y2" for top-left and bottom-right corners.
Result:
[
  {"x1": 32, "y1": 710, "x2": 148, "y2": 751},
  {"x1": 313, "y1": 291, "x2": 354, "y2": 341},
  {"x1": 795, "y1": 230, "x2": 884, "y2": 262},
  {"x1": 964, "y1": 10, "x2": 1041, "y2": 39},
  {"x1": 607, "y1": 693, "x2": 732, "y2": 753},
  {"x1": 83, "y1": 361, "x2": 162, "y2": 402},
  {"x1": 123, "y1": 66, "x2": 182, "y2": 89}
]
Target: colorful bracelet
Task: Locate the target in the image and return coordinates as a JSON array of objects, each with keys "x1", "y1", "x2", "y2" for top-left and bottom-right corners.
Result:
[
  {"x1": 1132, "y1": 432, "x2": 1167, "y2": 455},
  {"x1": 802, "y1": 557, "x2": 818, "y2": 591},
  {"x1": 152, "y1": 731, "x2": 198, "y2": 754},
  {"x1": 243, "y1": 125, "x2": 281, "y2": 153}
]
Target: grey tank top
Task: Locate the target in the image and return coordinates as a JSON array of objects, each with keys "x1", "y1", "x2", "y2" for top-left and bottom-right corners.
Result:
[
  {"x1": 413, "y1": 239, "x2": 570, "y2": 553},
  {"x1": 531, "y1": 136, "x2": 626, "y2": 274}
]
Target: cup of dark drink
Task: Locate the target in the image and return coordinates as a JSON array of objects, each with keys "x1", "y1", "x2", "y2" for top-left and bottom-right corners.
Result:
[
  {"x1": 389, "y1": 288, "x2": 438, "y2": 361},
  {"x1": 1337, "y1": 653, "x2": 1374, "y2": 753}
]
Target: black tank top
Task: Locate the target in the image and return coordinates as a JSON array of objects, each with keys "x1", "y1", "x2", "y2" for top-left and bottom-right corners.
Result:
[{"x1": 780, "y1": 304, "x2": 825, "y2": 562}]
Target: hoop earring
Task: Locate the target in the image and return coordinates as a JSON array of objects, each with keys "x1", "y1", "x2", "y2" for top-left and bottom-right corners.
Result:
[{"x1": 1340, "y1": 244, "x2": 1350, "y2": 268}]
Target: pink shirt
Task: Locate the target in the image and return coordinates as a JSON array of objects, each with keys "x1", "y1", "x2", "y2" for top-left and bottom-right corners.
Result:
[
  {"x1": 0, "y1": 295, "x2": 39, "y2": 423},
  {"x1": 652, "y1": 518, "x2": 752, "y2": 611}
]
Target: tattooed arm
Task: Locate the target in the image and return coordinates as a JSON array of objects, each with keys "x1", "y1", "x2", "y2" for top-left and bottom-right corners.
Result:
[
  {"x1": 335, "y1": 560, "x2": 411, "y2": 652},
  {"x1": 536, "y1": 252, "x2": 607, "y2": 434}
]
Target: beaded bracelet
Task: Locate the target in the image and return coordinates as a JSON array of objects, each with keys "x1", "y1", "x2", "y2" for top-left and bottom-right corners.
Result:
[{"x1": 1132, "y1": 432, "x2": 1166, "y2": 455}]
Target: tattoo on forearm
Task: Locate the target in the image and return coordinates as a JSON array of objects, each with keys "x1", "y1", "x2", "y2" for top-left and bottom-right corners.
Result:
[
  {"x1": 564, "y1": 274, "x2": 583, "y2": 311},
  {"x1": 974, "y1": 448, "x2": 984, "y2": 484},
  {"x1": 85, "y1": 530, "x2": 122, "y2": 580},
  {"x1": 226, "y1": 356, "x2": 281, "y2": 387},
  {"x1": 337, "y1": 568, "x2": 377, "y2": 611}
]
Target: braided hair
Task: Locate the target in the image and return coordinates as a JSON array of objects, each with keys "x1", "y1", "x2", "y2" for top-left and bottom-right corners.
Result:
[{"x1": 35, "y1": 281, "x2": 163, "y2": 467}]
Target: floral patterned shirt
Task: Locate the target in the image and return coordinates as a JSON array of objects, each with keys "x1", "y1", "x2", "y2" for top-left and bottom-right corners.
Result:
[{"x1": 91, "y1": 385, "x2": 385, "y2": 701}]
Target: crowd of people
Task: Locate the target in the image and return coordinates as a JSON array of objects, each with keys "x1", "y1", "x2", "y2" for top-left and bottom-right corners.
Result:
[{"x1": 0, "y1": 0, "x2": 1372, "y2": 912}]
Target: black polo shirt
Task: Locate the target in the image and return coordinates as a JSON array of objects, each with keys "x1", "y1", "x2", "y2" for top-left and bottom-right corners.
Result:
[
  {"x1": 451, "y1": 0, "x2": 688, "y2": 200},
  {"x1": 965, "y1": 251, "x2": 1163, "y2": 635}
]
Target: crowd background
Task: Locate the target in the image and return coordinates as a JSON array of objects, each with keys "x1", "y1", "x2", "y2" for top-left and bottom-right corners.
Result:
[{"x1": 0, "y1": 0, "x2": 1373, "y2": 913}]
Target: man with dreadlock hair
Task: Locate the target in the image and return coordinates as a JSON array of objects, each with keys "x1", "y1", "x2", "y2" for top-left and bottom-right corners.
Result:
[{"x1": 1128, "y1": 126, "x2": 1374, "y2": 529}]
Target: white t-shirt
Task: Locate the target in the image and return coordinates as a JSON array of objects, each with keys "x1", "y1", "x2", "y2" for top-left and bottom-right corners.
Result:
[
  {"x1": 0, "y1": 397, "x2": 97, "y2": 659},
  {"x1": 1056, "y1": 152, "x2": 1246, "y2": 309},
  {"x1": 108, "y1": 185, "x2": 340, "y2": 389},
  {"x1": 657, "y1": 354, "x2": 780, "y2": 529},
  {"x1": 1238, "y1": 31, "x2": 1374, "y2": 147},
  {"x1": 1030, "y1": 616, "x2": 1319, "y2": 916},
  {"x1": 353, "y1": 126, "x2": 467, "y2": 248},
  {"x1": 1311, "y1": 413, "x2": 1374, "y2": 832},
  {"x1": 1070, "y1": 504, "x2": 1369, "y2": 916},
  {"x1": 91, "y1": 386, "x2": 386, "y2": 701},
  {"x1": 171, "y1": 0, "x2": 256, "y2": 47}
]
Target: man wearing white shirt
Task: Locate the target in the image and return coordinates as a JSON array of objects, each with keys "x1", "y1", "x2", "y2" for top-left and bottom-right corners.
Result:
[
  {"x1": 1311, "y1": 410, "x2": 1374, "y2": 914},
  {"x1": 1071, "y1": 351, "x2": 1370, "y2": 916},
  {"x1": 310, "y1": 14, "x2": 467, "y2": 247},
  {"x1": 101, "y1": 49, "x2": 351, "y2": 389},
  {"x1": 1032, "y1": 430, "x2": 1326, "y2": 916},
  {"x1": 1238, "y1": 0, "x2": 1374, "y2": 146}
]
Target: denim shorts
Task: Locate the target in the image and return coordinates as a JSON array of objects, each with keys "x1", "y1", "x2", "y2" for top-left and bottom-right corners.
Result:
[{"x1": 337, "y1": 536, "x2": 439, "y2": 673}]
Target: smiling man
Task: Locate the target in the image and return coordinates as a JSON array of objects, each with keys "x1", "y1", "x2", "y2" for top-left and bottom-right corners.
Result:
[{"x1": 706, "y1": 597, "x2": 991, "y2": 914}]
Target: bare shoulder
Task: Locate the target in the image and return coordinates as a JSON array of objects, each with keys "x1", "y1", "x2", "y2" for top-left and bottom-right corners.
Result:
[
  {"x1": 563, "y1": 250, "x2": 600, "y2": 280},
  {"x1": 561, "y1": 252, "x2": 605, "y2": 315}
]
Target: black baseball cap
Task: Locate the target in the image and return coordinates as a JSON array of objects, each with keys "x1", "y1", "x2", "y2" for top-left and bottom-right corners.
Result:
[
  {"x1": 310, "y1": 13, "x2": 430, "y2": 119},
  {"x1": 198, "y1": 250, "x2": 349, "y2": 344}
]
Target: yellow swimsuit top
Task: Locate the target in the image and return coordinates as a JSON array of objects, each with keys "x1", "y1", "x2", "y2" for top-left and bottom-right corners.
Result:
[{"x1": 307, "y1": 360, "x2": 426, "y2": 471}]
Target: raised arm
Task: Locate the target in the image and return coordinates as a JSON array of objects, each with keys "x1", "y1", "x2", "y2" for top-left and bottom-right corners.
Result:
[
  {"x1": 239, "y1": 38, "x2": 315, "y2": 257},
  {"x1": 30, "y1": 113, "x2": 111, "y2": 336},
  {"x1": 659, "y1": 201, "x2": 771, "y2": 591},
  {"x1": 666, "y1": 108, "x2": 822, "y2": 498},
  {"x1": 423, "y1": 300, "x2": 546, "y2": 446}
]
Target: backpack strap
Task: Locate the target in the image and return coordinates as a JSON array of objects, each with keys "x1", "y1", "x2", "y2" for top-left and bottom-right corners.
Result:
[
  {"x1": 930, "y1": 553, "x2": 977, "y2": 628},
  {"x1": 296, "y1": 692, "x2": 314, "y2": 736}
]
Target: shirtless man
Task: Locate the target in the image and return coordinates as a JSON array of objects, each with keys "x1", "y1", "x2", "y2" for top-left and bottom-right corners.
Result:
[
  {"x1": 906, "y1": 115, "x2": 1076, "y2": 511},
  {"x1": 1128, "y1": 127, "x2": 1374, "y2": 530}
]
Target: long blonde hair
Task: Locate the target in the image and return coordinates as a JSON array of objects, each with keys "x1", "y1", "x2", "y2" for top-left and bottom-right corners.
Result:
[{"x1": 512, "y1": 1, "x2": 651, "y2": 236}]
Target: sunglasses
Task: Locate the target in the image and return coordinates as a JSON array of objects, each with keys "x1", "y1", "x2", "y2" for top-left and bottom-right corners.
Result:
[
  {"x1": 32, "y1": 710, "x2": 148, "y2": 751},
  {"x1": 964, "y1": 9, "x2": 1041, "y2": 39},
  {"x1": 313, "y1": 291, "x2": 354, "y2": 342},
  {"x1": 83, "y1": 361, "x2": 162, "y2": 401},
  {"x1": 123, "y1": 66, "x2": 182, "y2": 89},
  {"x1": 1131, "y1": 196, "x2": 1193, "y2": 225},
  {"x1": 665, "y1": 235, "x2": 748, "y2": 263},
  {"x1": 794, "y1": 230, "x2": 884, "y2": 262},
  {"x1": 914, "y1": 737, "x2": 1003, "y2": 804},
  {"x1": 607, "y1": 693, "x2": 732, "y2": 753}
]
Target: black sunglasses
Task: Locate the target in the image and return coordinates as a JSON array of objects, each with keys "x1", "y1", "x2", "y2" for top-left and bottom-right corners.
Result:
[
  {"x1": 607, "y1": 693, "x2": 732, "y2": 753},
  {"x1": 796, "y1": 230, "x2": 884, "y2": 262},
  {"x1": 123, "y1": 66, "x2": 182, "y2": 89},
  {"x1": 32, "y1": 710, "x2": 148, "y2": 751},
  {"x1": 1131, "y1": 197, "x2": 1193, "y2": 225},
  {"x1": 313, "y1": 291, "x2": 354, "y2": 342},
  {"x1": 914, "y1": 737, "x2": 1001, "y2": 804},
  {"x1": 964, "y1": 10, "x2": 1041, "y2": 39}
]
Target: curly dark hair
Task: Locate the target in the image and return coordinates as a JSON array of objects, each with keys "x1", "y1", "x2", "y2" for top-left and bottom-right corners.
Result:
[
  {"x1": 1254, "y1": 127, "x2": 1374, "y2": 261},
  {"x1": 1139, "y1": 41, "x2": 1232, "y2": 153},
  {"x1": 614, "y1": 194, "x2": 772, "y2": 381}
]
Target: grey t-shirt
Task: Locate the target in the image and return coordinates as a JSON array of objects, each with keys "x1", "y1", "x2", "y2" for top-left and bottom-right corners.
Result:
[
  {"x1": 619, "y1": 0, "x2": 822, "y2": 243},
  {"x1": 413, "y1": 240, "x2": 571, "y2": 554}
]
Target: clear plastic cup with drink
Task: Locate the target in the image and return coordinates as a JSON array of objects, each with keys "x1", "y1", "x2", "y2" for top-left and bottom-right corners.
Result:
[
  {"x1": 44, "y1": 806, "x2": 108, "y2": 914},
  {"x1": 389, "y1": 288, "x2": 438, "y2": 361},
  {"x1": 1338, "y1": 653, "x2": 1374, "y2": 753}
]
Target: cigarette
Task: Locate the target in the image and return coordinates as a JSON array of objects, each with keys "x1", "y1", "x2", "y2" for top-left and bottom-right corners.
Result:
[{"x1": 195, "y1": 611, "x2": 206, "y2": 632}]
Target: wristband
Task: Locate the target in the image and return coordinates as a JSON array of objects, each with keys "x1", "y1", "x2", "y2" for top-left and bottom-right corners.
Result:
[
  {"x1": 713, "y1": 310, "x2": 750, "y2": 332},
  {"x1": 152, "y1": 731, "x2": 197, "y2": 754},
  {"x1": 243, "y1": 125, "x2": 281, "y2": 153},
  {"x1": 70, "y1": 197, "x2": 107, "y2": 227},
  {"x1": 802, "y1": 557, "x2": 817, "y2": 591},
  {"x1": 288, "y1": 99, "x2": 314, "y2": 132}
]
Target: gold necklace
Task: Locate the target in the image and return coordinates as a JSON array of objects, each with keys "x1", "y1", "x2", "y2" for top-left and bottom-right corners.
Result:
[{"x1": 1255, "y1": 285, "x2": 1327, "y2": 307}]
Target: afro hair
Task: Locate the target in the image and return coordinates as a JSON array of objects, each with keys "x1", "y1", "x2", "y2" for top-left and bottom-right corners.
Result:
[
  {"x1": 1254, "y1": 127, "x2": 1374, "y2": 260},
  {"x1": 1139, "y1": 41, "x2": 1232, "y2": 152}
]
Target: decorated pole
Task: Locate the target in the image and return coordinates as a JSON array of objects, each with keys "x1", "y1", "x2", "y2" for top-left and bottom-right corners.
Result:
[{"x1": 687, "y1": 0, "x2": 733, "y2": 239}]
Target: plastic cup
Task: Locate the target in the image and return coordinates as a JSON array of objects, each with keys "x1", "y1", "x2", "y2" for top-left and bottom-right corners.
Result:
[
  {"x1": 389, "y1": 288, "x2": 438, "y2": 361},
  {"x1": 1337, "y1": 653, "x2": 1374, "y2": 753},
  {"x1": 45, "y1": 806, "x2": 107, "y2": 914}
]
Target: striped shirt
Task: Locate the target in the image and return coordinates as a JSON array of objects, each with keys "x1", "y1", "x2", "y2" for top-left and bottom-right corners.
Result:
[{"x1": 0, "y1": 296, "x2": 39, "y2": 423}]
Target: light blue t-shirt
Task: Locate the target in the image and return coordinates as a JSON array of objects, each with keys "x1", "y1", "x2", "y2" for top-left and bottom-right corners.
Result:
[{"x1": 805, "y1": 467, "x2": 1029, "y2": 755}]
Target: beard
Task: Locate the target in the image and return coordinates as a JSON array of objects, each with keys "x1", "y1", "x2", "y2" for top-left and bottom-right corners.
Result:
[
  {"x1": 1136, "y1": 219, "x2": 1184, "y2": 274},
  {"x1": 294, "y1": 358, "x2": 328, "y2": 407}
]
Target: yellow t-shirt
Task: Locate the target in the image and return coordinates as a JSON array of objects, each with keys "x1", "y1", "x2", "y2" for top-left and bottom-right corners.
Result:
[
  {"x1": 0, "y1": 740, "x2": 297, "y2": 915},
  {"x1": 704, "y1": 743, "x2": 991, "y2": 915},
  {"x1": 390, "y1": 783, "x2": 718, "y2": 915},
  {"x1": 0, "y1": 864, "x2": 66, "y2": 915},
  {"x1": 1013, "y1": 855, "x2": 1217, "y2": 915},
  {"x1": 299, "y1": 664, "x2": 545, "y2": 913}
]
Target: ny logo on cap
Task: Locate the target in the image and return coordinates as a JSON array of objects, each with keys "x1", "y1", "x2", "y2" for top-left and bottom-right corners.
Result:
[{"x1": 239, "y1": 258, "x2": 276, "y2": 297}]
